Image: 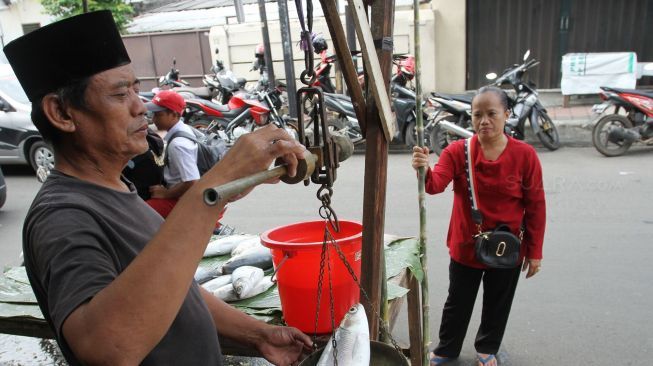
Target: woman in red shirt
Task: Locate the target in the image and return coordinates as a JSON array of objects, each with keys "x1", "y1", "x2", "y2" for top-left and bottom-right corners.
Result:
[{"x1": 412, "y1": 86, "x2": 546, "y2": 366}]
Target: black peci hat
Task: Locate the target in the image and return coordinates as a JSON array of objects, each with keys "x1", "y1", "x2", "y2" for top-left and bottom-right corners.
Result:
[{"x1": 3, "y1": 10, "x2": 131, "y2": 102}]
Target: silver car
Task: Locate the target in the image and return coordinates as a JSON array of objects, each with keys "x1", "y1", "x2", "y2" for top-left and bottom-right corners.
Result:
[{"x1": 0, "y1": 64, "x2": 53, "y2": 172}]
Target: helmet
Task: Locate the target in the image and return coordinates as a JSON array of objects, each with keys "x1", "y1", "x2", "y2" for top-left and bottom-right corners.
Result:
[
  {"x1": 255, "y1": 43, "x2": 265, "y2": 57},
  {"x1": 312, "y1": 35, "x2": 328, "y2": 54}
]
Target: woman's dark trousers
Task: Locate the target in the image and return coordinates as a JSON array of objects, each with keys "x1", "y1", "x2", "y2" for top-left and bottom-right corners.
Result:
[{"x1": 433, "y1": 259, "x2": 521, "y2": 357}]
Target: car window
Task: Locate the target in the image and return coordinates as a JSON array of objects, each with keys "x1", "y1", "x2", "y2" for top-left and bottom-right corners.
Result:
[{"x1": 0, "y1": 74, "x2": 29, "y2": 105}]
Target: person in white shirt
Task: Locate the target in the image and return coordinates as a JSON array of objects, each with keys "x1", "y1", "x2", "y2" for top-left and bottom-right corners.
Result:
[{"x1": 145, "y1": 90, "x2": 200, "y2": 217}]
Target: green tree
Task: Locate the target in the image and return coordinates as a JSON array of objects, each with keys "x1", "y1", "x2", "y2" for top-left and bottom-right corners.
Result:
[{"x1": 39, "y1": 0, "x2": 134, "y2": 33}]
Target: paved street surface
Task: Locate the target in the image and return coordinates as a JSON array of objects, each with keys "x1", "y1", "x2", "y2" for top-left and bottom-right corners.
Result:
[{"x1": 1, "y1": 145, "x2": 652, "y2": 365}]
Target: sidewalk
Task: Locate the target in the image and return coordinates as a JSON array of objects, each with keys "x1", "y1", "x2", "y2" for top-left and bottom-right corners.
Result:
[{"x1": 541, "y1": 104, "x2": 596, "y2": 147}]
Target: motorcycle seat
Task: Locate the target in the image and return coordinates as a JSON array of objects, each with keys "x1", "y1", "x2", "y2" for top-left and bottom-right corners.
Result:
[
  {"x1": 324, "y1": 93, "x2": 352, "y2": 101},
  {"x1": 201, "y1": 100, "x2": 231, "y2": 113},
  {"x1": 174, "y1": 86, "x2": 212, "y2": 99},
  {"x1": 603, "y1": 87, "x2": 653, "y2": 100},
  {"x1": 432, "y1": 92, "x2": 473, "y2": 104}
]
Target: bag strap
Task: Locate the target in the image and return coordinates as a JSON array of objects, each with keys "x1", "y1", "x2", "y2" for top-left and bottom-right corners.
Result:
[
  {"x1": 464, "y1": 138, "x2": 484, "y2": 227},
  {"x1": 164, "y1": 130, "x2": 199, "y2": 165},
  {"x1": 464, "y1": 137, "x2": 526, "y2": 238}
]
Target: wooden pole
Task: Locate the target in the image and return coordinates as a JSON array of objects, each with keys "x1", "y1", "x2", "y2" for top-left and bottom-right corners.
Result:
[
  {"x1": 319, "y1": 0, "x2": 367, "y2": 130},
  {"x1": 359, "y1": 0, "x2": 395, "y2": 340},
  {"x1": 277, "y1": 0, "x2": 298, "y2": 118},
  {"x1": 82, "y1": 0, "x2": 88, "y2": 13},
  {"x1": 413, "y1": 1, "x2": 430, "y2": 365},
  {"x1": 348, "y1": 0, "x2": 396, "y2": 140},
  {"x1": 257, "y1": 0, "x2": 275, "y2": 86}
]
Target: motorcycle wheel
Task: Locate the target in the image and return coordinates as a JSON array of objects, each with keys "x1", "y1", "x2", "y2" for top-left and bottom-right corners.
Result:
[
  {"x1": 404, "y1": 121, "x2": 417, "y2": 147},
  {"x1": 534, "y1": 112, "x2": 560, "y2": 150},
  {"x1": 429, "y1": 115, "x2": 466, "y2": 156},
  {"x1": 592, "y1": 114, "x2": 633, "y2": 157},
  {"x1": 191, "y1": 119, "x2": 212, "y2": 131}
]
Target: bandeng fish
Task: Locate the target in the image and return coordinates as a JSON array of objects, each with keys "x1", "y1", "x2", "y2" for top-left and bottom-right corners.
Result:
[
  {"x1": 212, "y1": 276, "x2": 275, "y2": 302},
  {"x1": 194, "y1": 265, "x2": 220, "y2": 284},
  {"x1": 221, "y1": 246, "x2": 273, "y2": 274},
  {"x1": 230, "y1": 236, "x2": 264, "y2": 257},
  {"x1": 316, "y1": 303, "x2": 370, "y2": 366},
  {"x1": 201, "y1": 275, "x2": 232, "y2": 293},
  {"x1": 203, "y1": 234, "x2": 258, "y2": 258},
  {"x1": 231, "y1": 266, "x2": 264, "y2": 298}
]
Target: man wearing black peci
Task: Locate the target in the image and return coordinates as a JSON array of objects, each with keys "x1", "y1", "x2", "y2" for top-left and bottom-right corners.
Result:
[{"x1": 6, "y1": 10, "x2": 311, "y2": 366}]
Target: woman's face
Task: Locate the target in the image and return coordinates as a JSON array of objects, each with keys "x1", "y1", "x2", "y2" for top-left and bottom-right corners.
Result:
[{"x1": 471, "y1": 92, "x2": 509, "y2": 140}]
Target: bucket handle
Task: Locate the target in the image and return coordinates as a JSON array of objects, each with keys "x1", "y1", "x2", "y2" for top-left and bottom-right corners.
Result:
[{"x1": 270, "y1": 254, "x2": 290, "y2": 283}]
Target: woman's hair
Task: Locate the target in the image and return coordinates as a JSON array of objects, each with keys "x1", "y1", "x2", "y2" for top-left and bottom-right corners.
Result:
[
  {"x1": 472, "y1": 85, "x2": 512, "y2": 111},
  {"x1": 30, "y1": 77, "x2": 91, "y2": 145}
]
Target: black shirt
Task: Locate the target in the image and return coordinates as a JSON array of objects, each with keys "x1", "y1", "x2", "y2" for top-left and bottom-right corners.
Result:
[{"x1": 23, "y1": 170, "x2": 222, "y2": 365}]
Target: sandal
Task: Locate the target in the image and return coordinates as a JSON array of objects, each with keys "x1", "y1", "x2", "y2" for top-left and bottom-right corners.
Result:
[
  {"x1": 477, "y1": 353, "x2": 496, "y2": 366},
  {"x1": 430, "y1": 352, "x2": 455, "y2": 365}
]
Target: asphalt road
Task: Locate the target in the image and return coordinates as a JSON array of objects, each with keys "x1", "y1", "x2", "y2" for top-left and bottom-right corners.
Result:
[{"x1": 1, "y1": 145, "x2": 652, "y2": 365}]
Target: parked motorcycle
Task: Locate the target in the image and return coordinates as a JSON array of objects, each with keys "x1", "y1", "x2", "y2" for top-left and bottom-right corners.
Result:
[
  {"x1": 591, "y1": 86, "x2": 653, "y2": 156},
  {"x1": 185, "y1": 84, "x2": 292, "y2": 145},
  {"x1": 319, "y1": 50, "x2": 425, "y2": 146},
  {"x1": 429, "y1": 50, "x2": 561, "y2": 155}
]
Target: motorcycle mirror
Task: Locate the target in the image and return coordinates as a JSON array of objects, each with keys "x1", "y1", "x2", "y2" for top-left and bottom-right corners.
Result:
[
  {"x1": 173, "y1": 58, "x2": 177, "y2": 66},
  {"x1": 523, "y1": 50, "x2": 531, "y2": 61},
  {"x1": 214, "y1": 47, "x2": 220, "y2": 55},
  {"x1": 486, "y1": 72, "x2": 498, "y2": 80},
  {"x1": 159, "y1": 76, "x2": 165, "y2": 83}
]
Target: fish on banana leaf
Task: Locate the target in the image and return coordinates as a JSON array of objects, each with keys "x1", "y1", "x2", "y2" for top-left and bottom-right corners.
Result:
[
  {"x1": 194, "y1": 265, "x2": 220, "y2": 284},
  {"x1": 203, "y1": 234, "x2": 258, "y2": 258},
  {"x1": 201, "y1": 275, "x2": 232, "y2": 293},
  {"x1": 316, "y1": 303, "x2": 370, "y2": 366},
  {"x1": 231, "y1": 266, "x2": 264, "y2": 299},
  {"x1": 212, "y1": 276, "x2": 275, "y2": 302},
  {"x1": 221, "y1": 246, "x2": 272, "y2": 274},
  {"x1": 230, "y1": 237, "x2": 264, "y2": 257}
]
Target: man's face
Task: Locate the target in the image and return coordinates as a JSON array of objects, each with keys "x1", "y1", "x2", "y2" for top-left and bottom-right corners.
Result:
[
  {"x1": 151, "y1": 109, "x2": 179, "y2": 131},
  {"x1": 71, "y1": 65, "x2": 149, "y2": 160}
]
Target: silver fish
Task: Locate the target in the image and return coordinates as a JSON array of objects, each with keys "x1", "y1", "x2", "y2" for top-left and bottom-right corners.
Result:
[
  {"x1": 194, "y1": 265, "x2": 220, "y2": 284},
  {"x1": 242, "y1": 275, "x2": 274, "y2": 299},
  {"x1": 316, "y1": 303, "x2": 370, "y2": 366},
  {"x1": 230, "y1": 237, "x2": 264, "y2": 257},
  {"x1": 213, "y1": 283, "x2": 239, "y2": 302},
  {"x1": 212, "y1": 276, "x2": 275, "y2": 302},
  {"x1": 201, "y1": 275, "x2": 233, "y2": 293},
  {"x1": 231, "y1": 266, "x2": 264, "y2": 298},
  {"x1": 221, "y1": 246, "x2": 273, "y2": 274},
  {"x1": 203, "y1": 234, "x2": 258, "y2": 258}
]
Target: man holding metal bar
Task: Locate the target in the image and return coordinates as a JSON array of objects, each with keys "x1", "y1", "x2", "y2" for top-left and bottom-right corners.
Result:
[{"x1": 6, "y1": 10, "x2": 311, "y2": 366}]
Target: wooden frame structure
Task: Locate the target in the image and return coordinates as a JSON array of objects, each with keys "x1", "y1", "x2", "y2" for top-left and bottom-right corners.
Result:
[{"x1": 318, "y1": 1, "x2": 423, "y2": 364}]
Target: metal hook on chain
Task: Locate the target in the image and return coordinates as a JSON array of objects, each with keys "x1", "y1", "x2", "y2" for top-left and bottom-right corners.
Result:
[{"x1": 317, "y1": 185, "x2": 339, "y2": 232}]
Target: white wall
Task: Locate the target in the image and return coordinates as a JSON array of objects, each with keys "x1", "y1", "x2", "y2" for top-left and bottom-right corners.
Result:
[
  {"x1": 430, "y1": 0, "x2": 466, "y2": 92},
  {"x1": 209, "y1": 8, "x2": 440, "y2": 92},
  {"x1": 0, "y1": 0, "x2": 53, "y2": 46}
]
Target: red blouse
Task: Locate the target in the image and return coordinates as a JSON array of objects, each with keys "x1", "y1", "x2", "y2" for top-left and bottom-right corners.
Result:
[{"x1": 425, "y1": 135, "x2": 546, "y2": 268}]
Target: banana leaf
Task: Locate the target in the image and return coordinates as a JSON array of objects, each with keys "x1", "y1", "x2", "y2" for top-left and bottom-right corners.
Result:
[{"x1": 385, "y1": 238, "x2": 424, "y2": 282}]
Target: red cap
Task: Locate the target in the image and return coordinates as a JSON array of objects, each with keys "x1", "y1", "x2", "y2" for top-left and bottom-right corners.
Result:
[{"x1": 146, "y1": 90, "x2": 186, "y2": 115}]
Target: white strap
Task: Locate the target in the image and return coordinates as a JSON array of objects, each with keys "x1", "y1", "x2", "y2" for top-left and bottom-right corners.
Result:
[{"x1": 465, "y1": 137, "x2": 478, "y2": 211}]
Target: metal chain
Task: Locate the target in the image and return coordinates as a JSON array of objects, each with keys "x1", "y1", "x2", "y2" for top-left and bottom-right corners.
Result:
[
  {"x1": 296, "y1": 0, "x2": 315, "y2": 86},
  {"x1": 324, "y1": 230, "x2": 338, "y2": 365},
  {"x1": 317, "y1": 185, "x2": 339, "y2": 232},
  {"x1": 312, "y1": 233, "x2": 328, "y2": 347},
  {"x1": 324, "y1": 227, "x2": 405, "y2": 356}
]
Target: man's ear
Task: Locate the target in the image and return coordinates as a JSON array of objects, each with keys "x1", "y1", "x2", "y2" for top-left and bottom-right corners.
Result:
[{"x1": 41, "y1": 94, "x2": 76, "y2": 133}]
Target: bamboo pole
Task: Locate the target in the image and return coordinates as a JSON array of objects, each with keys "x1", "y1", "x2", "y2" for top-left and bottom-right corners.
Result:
[{"x1": 413, "y1": 1, "x2": 430, "y2": 365}]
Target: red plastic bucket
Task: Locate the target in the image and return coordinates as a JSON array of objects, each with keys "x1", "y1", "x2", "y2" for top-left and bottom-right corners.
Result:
[{"x1": 261, "y1": 220, "x2": 362, "y2": 334}]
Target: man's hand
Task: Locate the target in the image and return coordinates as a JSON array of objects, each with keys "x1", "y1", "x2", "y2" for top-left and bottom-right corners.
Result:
[
  {"x1": 149, "y1": 184, "x2": 168, "y2": 199},
  {"x1": 207, "y1": 125, "x2": 306, "y2": 185},
  {"x1": 256, "y1": 325, "x2": 313, "y2": 366}
]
